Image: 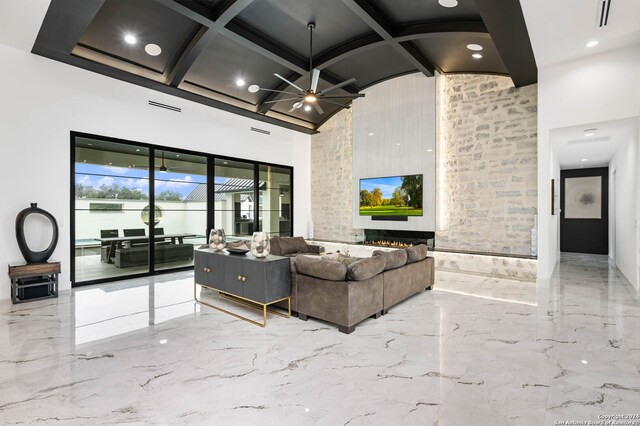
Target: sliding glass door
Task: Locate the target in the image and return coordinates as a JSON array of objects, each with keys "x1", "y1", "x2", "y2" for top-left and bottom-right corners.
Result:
[
  {"x1": 259, "y1": 164, "x2": 292, "y2": 237},
  {"x1": 213, "y1": 158, "x2": 256, "y2": 241},
  {"x1": 72, "y1": 132, "x2": 293, "y2": 286},
  {"x1": 74, "y1": 138, "x2": 150, "y2": 282},
  {"x1": 153, "y1": 150, "x2": 207, "y2": 271}
]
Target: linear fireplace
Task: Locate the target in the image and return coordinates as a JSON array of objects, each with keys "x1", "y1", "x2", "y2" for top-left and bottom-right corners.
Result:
[{"x1": 362, "y1": 229, "x2": 435, "y2": 249}]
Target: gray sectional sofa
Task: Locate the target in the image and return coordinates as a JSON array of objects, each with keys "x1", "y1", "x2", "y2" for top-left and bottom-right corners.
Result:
[{"x1": 271, "y1": 237, "x2": 435, "y2": 334}]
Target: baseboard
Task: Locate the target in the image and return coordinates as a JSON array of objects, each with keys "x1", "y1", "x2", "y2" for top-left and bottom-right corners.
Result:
[{"x1": 614, "y1": 264, "x2": 639, "y2": 294}]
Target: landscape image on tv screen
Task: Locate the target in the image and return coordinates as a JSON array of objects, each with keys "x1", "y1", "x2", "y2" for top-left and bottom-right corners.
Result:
[{"x1": 359, "y1": 174, "x2": 423, "y2": 216}]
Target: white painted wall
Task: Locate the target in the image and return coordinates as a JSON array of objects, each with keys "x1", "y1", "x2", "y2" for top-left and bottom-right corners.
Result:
[
  {"x1": 608, "y1": 120, "x2": 640, "y2": 290},
  {"x1": 351, "y1": 74, "x2": 436, "y2": 231},
  {"x1": 0, "y1": 44, "x2": 311, "y2": 300},
  {"x1": 537, "y1": 44, "x2": 640, "y2": 279}
]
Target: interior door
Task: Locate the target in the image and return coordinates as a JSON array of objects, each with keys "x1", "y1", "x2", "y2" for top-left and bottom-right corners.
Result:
[{"x1": 560, "y1": 167, "x2": 609, "y2": 254}]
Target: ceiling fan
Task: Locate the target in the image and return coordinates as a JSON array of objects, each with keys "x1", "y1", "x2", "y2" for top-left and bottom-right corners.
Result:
[
  {"x1": 157, "y1": 151, "x2": 170, "y2": 172},
  {"x1": 248, "y1": 23, "x2": 365, "y2": 114}
]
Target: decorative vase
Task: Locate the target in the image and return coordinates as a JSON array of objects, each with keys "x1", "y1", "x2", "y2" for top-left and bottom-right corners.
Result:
[
  {"x1": 15, "y1": 203, "x2": 59, "y2": 264},
  {"x1": 250, "y1": 232, "x2": 270, "y2": 258},
  {"x1": 209, "y1": 229, "x2": 226, "y2": 251}
]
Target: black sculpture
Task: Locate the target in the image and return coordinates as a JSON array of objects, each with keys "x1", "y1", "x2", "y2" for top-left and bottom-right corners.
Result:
[{"x1": 15, "y1": 203, "x2": 59, "y2": 263}]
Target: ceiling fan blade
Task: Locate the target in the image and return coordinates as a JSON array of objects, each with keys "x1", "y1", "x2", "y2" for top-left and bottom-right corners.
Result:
[
  {"x1": 289, "y1": 101, "x2": 304, "y2": 112},
  {"x1": 312, "y1": 103, "x2": 324, "y2": 115},
  {"x1": 263, "y1": 97, "x2": 303, "y2": 104},
  {"x1": 310, "y1": 69, "x2": 320, "y2": 93},
  {"x1": 320, "y1": 99, "x2": 351, "y2": 108},
  {"x1": 253, "y1": 87, "x2": 300, "y2": 95},
  {"x1": 318, "y1": 78, "x2": 356, "y2": 95},
  {"x1": 274, "y1": 73, "x2": 304, "y2": 92},
  {"x1": 320, "y1": 93, "x2": 365, "y2": 99}
]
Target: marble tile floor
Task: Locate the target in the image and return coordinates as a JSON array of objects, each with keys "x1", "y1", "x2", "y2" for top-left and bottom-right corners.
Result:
[{"x1": 0, "y1": 253, "x2": 639, "y2": 425}]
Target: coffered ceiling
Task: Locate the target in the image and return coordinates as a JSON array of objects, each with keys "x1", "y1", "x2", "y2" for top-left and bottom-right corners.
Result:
[{"x1": 32, "y1": 0, "x2": 536, "y2": 134}]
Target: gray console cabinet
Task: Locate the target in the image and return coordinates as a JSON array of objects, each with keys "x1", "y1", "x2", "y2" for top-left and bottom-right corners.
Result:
[{"x1": 194, "y1": 248, "x2": 291, "y2": 326}]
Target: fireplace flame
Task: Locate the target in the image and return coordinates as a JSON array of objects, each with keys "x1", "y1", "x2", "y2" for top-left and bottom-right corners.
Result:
[{"x1": 362, "y1": 240, "x2": 413, "y2": 248}]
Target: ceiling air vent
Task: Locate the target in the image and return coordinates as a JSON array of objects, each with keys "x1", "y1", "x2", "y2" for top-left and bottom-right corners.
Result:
[
  {"x1": 251, "y1": 127, "x2": 270, "y2": 135},
  {"x1": 597, "y1": 0, "x2": 611, "y2": 27},
  {"x1": 567, "y1": 136, "x2": 611, "y2": 145},
  {"x1": 148, "y1": 100, "x2": 181, "y2": 112}
]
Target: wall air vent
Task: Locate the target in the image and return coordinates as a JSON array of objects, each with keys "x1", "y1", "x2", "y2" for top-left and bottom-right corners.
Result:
[
  {"x1": 148, "y1": 100, "x2": 181, "y2": 112},
  {"x1": 598, "y1": 0, "x2": 611, "y2": 27},
  {"x1": 251, "y1": 127, "x2": 271, "y2": 135}
]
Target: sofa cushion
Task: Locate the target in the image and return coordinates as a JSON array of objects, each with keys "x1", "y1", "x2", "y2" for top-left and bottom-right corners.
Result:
[
  {"x1": 278, "y1": 236, "x2": 309, "y2": 255},
  {"x1": 295, "y1": 255, "x2": 347, "y2": 281},
  {"x1": 346, "y1": 256, "x2": 386, "y2": 281},
  {"x1": 373, "y1": 249, "x2": 408, "y2": 271},
  {"x1": 406, "y1": 244, "x2": 428, "y2": 264},
  {"x1": 321, "y1": 253, "x2": 360, "y2": 267}
]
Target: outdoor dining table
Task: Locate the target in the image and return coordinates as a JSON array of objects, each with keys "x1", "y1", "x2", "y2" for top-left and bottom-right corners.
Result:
[{"x1": 95, "y1": 233, "x2": 197, "y2": 264}]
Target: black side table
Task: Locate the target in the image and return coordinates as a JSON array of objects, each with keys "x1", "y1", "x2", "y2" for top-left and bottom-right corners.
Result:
[{"x1": 8, "y1": 262, "x2": 60, "y2": 304}]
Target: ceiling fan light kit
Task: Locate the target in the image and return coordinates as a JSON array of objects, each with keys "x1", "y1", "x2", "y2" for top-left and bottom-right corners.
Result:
[{"x1": 248, "y1": 22, "x2": 364, "y2": 115}]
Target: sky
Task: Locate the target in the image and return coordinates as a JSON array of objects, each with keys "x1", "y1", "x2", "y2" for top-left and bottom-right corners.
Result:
[
  {"x1": 359, "y1": 176, "x2": 404, "y2": 199},
  {"x1": 75, "y1": 164, "x2": 208, "y2": 198}
]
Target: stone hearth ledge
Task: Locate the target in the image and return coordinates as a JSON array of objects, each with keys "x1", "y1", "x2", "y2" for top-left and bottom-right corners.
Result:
[{"x1": 312, "y1": 241, "x2": 537, "y2": 282}]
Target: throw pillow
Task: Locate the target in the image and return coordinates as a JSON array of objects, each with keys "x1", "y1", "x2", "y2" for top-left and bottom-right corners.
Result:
[
  {"x1": 295, "y1": 255, "x2": 347, "y2": 281},
  {"x1": 373, "y1": 249, "x2": 408, "y2": 271},
  {"x1": 346, "y1": 256, "x2": 386, "y2": 281},
  {"x1": 279, "y1": 236, "x2": 309, "y2": 255},
  {"x1": 406, "y1": 244, "x2": 428, "y2": 264}
]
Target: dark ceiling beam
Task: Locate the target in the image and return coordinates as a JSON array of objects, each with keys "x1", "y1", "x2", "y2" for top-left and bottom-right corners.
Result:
[
  {"x1": 223, "y1": 21, "x2": 308, "y2": 74},
  {"x1": 472, "y1": 0, "x2": 537, "y2": 87},
  {"x1": 314, "y1": 32, "x2": 382, "y2": 69},
  {"x1": 155, "y1": 0, "x2": 216, "y2": 25},
  {"x1": 314, "y1": 20, "x2": 487, "y2": 70},
  {"x1": 31, "y1": 0, "x2": 105, "y2": 56},
  {"x1": 340, "y1": 0, "x2": 435, "y2": 77},
  {"x1": 167, "y1": 27, "x2": 215, "y2": 87},
  {"x1": 394, "y1": 20, "x2": 487, "y2": 40},
  {"x1": 157, "y1": 0, "x2": 256, "y2": 86}
]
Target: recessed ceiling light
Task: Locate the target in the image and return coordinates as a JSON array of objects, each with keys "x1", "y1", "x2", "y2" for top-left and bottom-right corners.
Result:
[
  {"x1": 368, "y1": 132, "x2": 374, "y2": 136},
  {"x1": 136, "y1": 148, "x2": 140, "y2": 152},
  {"x1": 467, "y1": 44, "x2": 483, "y2": 51},
  {"x1": 248, "y1": 84, "x2": 260, "y2": 93},
  {"x1": 124, "y1": 34, "x2": 137, "y2": 45},
  {"x1": 396, "y1": 143, "x2": 401, "y2": 146},
  {"x1": 586, "y1": 40, "x2": 599, "y2": 48},
  {"x1": 581, "y1": 359, "x2": 588, "y2": 364},
  {"x1": 144, "y1": 43, "x2": 161, "y2": 56},
  {"x1": 472, "y1": 53, "x2": 483, "y2": 59},
  {"x1": 235, "y1": 78, "x2": 246, "y2": 87},
  {"x1": 581, "y1": 158, "x2": 588, "y2": 162},
  {"x1": 426, "y1": 149, "x2": 433, "y2": 152},
  {"x1": 87, "y1": 143, "x2": 92, "y2": 146},
  {"x1": 223, "y1": 161, "x2": 228, "y2": 165},
  {"x1": 584, "y1": 132, "x2": 594, "y2": 137},
  {"x1": 176, "y1": 154, "x2": 180, "y2": 157},
  {"x1": 159, "y1": 339, "x2": 167, "y2": 345},
  {"x1": 438, "y1": 0, "x2": 458, "y2": 7},
  {"x1": 304, "y1": 105, "x2": 312, "y2": 112}
]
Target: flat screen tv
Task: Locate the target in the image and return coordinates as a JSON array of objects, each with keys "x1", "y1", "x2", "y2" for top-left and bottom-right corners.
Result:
[{"x1": 359, "y1": 174, "x2": 423, "y2": 216}]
